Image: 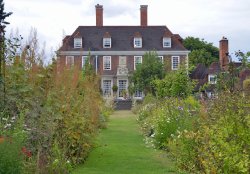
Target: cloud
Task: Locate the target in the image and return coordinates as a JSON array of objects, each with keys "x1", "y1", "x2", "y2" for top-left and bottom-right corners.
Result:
[{"x1": 4, "y1": 0, "x2": 250, "y2": 62}]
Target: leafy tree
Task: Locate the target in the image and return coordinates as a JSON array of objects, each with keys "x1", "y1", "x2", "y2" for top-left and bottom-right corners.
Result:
[
  {"x1": 183, "y1": 36, "x2": 219, "y2": 67},
  {"x1": 130, "y1": 51, "x2": 164, "y2": 95},
  {"x1": 0, "y1": 0, "x2": 12, "y2": 103},
  {"x1": 235, "y1": 50, "x2": 250, "y2": 70},
  {"x1": 153, "y1": 67, "x2": 194, "y2": 98}
]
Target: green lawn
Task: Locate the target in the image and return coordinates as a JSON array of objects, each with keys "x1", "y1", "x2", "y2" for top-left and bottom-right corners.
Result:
[{"x1": 73, "y1": 111, "x2": 181, "y2": 174}]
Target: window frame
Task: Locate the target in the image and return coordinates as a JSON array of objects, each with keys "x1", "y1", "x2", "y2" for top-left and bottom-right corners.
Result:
[
  {"x1": 134, "y1": 90, "x2": 143, "y2": 99},
  {"x1": 103, "y1": 56, "x2": 111, "y2": 70},
  {"x1": 171, "y1": 56, "x2": 180, "y2": 70},
  {"x1": 103, "y1": 38, "x2": 111, "y2": 48},
  {"x1": 102, "y1": 79, "x2": 112, "y2": 97},
  {"x1": 74, "y1": 38, "x2": 82, "y2": 48},
  {"x1": 134, "y1": 56, "x2": 142, "y2": 70},
  {"x1": 163, "y1": 37, "x2": 171, "y2": 48},
  {"x1": 82, "y1": 56, "x2": 88, "y2": 68},
  {"x1": 157, "y1": 56, "x2": 164, "y2": 64},
  {"x1": 208, "y1": 74, "x2": 217, "y2": 84},
  {"x1": 66, "y1": 56, "x2": 74, "y2": 66},
  {"x1": 134, "y1": 37, "x2": 142, "y2": 48}
]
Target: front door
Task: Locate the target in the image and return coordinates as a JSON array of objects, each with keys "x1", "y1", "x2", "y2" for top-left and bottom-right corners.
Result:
[{"x1": 118, "y1": 79, "x2": 128, "y2": 99}]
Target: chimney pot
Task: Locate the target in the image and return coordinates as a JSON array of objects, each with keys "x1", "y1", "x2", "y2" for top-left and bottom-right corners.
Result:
[{"x1": 140, "y1": 5, "x2": 148, "y2": 26}]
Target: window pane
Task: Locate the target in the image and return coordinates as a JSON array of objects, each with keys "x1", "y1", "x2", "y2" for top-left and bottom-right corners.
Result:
[
  {"x1": 134, "y1": 38, "x2": 142, "y2": 48},
  {"x1": 157, "y1": 56, "x2": 163, "y2": 63},
  {"x1": 163, "y1": 37, "x2": 171, "y2": 48},
  {"x1": 103, "y1": 38, "x2": 111, "y2": 48},
  {"x1": 74, "y1": 38, "x2": 82, "y2": 48},
  {"x1": 103, "y1": 56, "x2": 111, "y2": 70},
  {"x1": 66, "y1": 56, "x2": 74, "y2": 66},
  {"x1": 103, "y1": 80, "x2": 112, "y2": 96},
  {"x1": 82, "y1": 56, "x2": 88, "y2": 68},
  {"x1": 172, "y1": 56, "x2": 179, "y2": 70},
  {"x1": 118, "y1": 80, "x2": 127, "y2": 97},
  {"x1": 134, "y1": 56, "x2": 142, "y2": 70},
  {"x1": 134, "y1": 90, "x2": 143, "y2": 98}
]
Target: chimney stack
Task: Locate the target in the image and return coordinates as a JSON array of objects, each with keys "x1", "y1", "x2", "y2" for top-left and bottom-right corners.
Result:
[
  {"x1": 96, "y1": 4, "x2": 103, "y2": 26},
  {"x1": 219, "y1": 36, "x2": 229, "y2": 70},
  {"x1": 140, "y1": 5, "x2": 148, "y2": 26}
]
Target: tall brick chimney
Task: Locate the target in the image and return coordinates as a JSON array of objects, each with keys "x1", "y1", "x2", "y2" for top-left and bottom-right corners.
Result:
[
  {"x1": 219, "y1": 36, "x2": 229, "y2": 70},
  {"x1": 96, "y1": 4, "x2": 103, "y2": 26},
  {"x1": 140, "y1": 5, "x2": 148, "y2": 26}
]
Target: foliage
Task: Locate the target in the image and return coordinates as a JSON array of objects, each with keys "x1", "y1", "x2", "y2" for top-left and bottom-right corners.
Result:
[
  {"x1": 190, "y1": 92, "x2": 250, "y2": 173},
  {"x1": 243, "y1": 78, "x2": 250, "y2": 93},
  {"x1": 216, "y1": 61, "x2": 240, "y2": 92},
  {"x1": 0, "y1": 0, "x2": 13, "y2": 107},
  {"x1": 0, "y1": 29, "x2": 110, "y2": 174},
  {"x1": 153, "y1": 67, "x2": 194, "y2": 98},
  {"x1": 0, "y1": 114, "x2": 26, "y2": 174},
  {"x1": 235, "y1": 50, "x2": 250, "y2": 70},
  {"x1": 137, "y1": 96, "x2": 199, "y2": 149},
  {"x1": 137, "y1": 91, "x2": 250, "y2": 173},
  {"x1": 112, "y1": 84, "x2": 118, "y2": 92},
  {"x1": 183, "y1": 36, "x2": 219, "y2": 67},
  {"x1": 130, "y1": 51, "x2": 164, "y2": 95}
]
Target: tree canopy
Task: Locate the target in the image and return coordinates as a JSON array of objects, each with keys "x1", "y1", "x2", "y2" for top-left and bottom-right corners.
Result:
[
  {"x1": 130, "y1": 51, "x2": 165, "y2": 95},
  {"x1": 183, "y1": 36, "x2": 219, "y2": 67}
]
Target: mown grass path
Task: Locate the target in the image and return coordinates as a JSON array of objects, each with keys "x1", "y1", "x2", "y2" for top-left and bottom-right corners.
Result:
[{"x1": 73, "y1": 111, "x2": 179, "y2": 174}]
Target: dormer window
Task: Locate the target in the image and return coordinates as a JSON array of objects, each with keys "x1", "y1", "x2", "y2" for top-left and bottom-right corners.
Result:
[
  {"x1": 74, "y1": 38, "x2": 82, "y2": 48},
  {"x1": 134, "y1": 37, "x2": 142, "y2": 48},
  {"x1": 103, "y1": 38, "x2": 111, "y2": 48},
  {"x1": 163, "y1": 37, "x2": 171, "y2": 48}
]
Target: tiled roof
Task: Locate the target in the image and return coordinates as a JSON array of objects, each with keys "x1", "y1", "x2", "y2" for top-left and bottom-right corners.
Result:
[
  {"x1": 208, "y1": 62, "x2": 221, "y2": 74},
  {"x1": 59, "y1": 26, "x2": 187, "y2": 51},
  {"x1": 190, "y1": 64, "x2": 208, "y2": 91},
  {"x1": 190, "y1": 63, "x2": 207, "y2": 79}
]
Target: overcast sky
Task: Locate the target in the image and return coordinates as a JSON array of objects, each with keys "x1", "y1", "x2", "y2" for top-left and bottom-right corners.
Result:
[{"x1": 5, "y1": 0, "x2": 250, "y2": 61}]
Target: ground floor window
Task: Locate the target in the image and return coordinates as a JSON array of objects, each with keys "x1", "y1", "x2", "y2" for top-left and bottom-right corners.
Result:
[
  {"x1": 118, "y1": 80, "x2": 127, "y2": 98},
  {"x1": 134, "y1": 90, "x2": 143, "y2": 98},
  {"x1": 103, "y1": 80, "x2": 112, "y2": 96}
]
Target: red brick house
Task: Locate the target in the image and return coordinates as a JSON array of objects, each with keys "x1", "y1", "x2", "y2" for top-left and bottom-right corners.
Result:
[
  {"x1": 57, "y1": 4, "x2": 189, "y2": 100},
  {"x1": 190, "y1": 37, "x2": 250, "y2": 98}
]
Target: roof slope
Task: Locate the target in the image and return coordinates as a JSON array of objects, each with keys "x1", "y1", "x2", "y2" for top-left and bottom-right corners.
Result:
[{"x1": 59, "y1": 26, "x2": 187, "y2": 52}]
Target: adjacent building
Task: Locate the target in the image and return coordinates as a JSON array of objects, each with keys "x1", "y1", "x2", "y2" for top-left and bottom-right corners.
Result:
[
  {"x1": 190, "y1": 37, "x2": 250, "y2": 98},
  {"x1": 57, "y1": 4, "x2": 189, "y2": 99}
]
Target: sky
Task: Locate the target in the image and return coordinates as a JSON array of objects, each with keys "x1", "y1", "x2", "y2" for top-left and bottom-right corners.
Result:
[{"x1": 5, "y1": 0, "x2": 250, "y2": 62}]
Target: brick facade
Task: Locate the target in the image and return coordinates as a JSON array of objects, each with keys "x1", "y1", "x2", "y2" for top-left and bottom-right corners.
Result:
[{"x1": 57, "y1": 4, "x2": 189, "y2": 99}]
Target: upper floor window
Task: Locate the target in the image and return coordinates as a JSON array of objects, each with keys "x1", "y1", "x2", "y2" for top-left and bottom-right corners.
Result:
[
  {"x1": 74, "y1": 38, "x2": 82, "y2": 48},
  {"x1": 157, "y1": 56, "x2": 164, "y2": 64},
  {"x1": 208, "y1": 74, "x2": 217, "y2": 84},
  {"x1": 134, "y1": 56, "x2": 142, "y2": 70},
  {"x1": 66, "y1": 56, "x2": 74, "y2": 66},
  {"x1": 103, "y1": 56, "x2": 111, "y2": 70},
  {"x1": 163, "y1": 37, "x2": 171, "y2": 48},
  {"x1": 103, "y1": 38, "x2": 111, "y2": 48},
  {"x1": 172, "y1": 56, "x2": 179, "y2": 70},
  {"x1": 134, "y1": 37, "x2": 142, "y2": 48}
]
